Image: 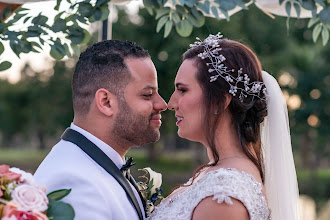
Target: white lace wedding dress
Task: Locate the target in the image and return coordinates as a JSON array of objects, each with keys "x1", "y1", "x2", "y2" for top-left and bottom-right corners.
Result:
[{"x1": 148, "y1": 168, "x2": 271, "y2": 220}]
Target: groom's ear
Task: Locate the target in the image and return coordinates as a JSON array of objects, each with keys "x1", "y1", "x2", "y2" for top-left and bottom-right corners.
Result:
[{"x1": 94, "y1": 88, "x2": 118, "y2": 117}]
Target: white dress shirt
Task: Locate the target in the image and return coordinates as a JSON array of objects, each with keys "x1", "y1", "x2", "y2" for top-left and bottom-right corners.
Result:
[{"x1": 34, "y1": 123, "x2": 145, "y2": 220}]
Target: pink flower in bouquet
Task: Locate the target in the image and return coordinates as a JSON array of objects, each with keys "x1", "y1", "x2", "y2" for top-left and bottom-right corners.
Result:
[
  {"x1": 0, "y1": 165, "x2": 21, "y2": 181},
  {"x1": 1, "y1": 201, "x2": 48, "y2": 220},
  {"x1": 9, "y1": 168, "x2": 35, "y2": 185},
  {"x1": 11, "y1": 185, "x2": 48, "y2": 212}
]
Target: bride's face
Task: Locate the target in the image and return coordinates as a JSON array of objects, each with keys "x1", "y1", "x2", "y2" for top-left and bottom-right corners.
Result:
[{"x1": 168, "y1": 59, "x2": 205, "y2": 142}]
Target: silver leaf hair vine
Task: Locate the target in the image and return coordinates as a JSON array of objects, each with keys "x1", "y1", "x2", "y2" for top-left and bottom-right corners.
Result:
[{"x1": 189, "y1": 33, "x2": 267, "y2": 103}]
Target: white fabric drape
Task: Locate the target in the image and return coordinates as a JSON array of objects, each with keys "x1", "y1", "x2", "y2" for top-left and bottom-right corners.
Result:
[{"x1": 261, "y1": 71, "x2": 300, "y2": 220}]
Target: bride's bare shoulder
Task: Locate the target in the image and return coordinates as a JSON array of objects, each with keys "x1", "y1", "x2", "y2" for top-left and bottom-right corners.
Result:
[{"x1": 192, "y1": 196, "x2": 249, "y2": 220}]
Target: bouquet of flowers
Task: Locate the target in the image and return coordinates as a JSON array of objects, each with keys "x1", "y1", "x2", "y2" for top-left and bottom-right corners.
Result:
[
  {"x1": 137, "y1": 167, "x2": 163, "y2": 217},
  {"x1": 0, "y1": 164, "x2": 74, "y2": 220}
]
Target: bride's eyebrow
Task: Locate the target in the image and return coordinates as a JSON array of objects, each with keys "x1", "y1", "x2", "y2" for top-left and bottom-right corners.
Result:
[{"x1": 175, "y1": 82, "x2": 188, "y2": 88}]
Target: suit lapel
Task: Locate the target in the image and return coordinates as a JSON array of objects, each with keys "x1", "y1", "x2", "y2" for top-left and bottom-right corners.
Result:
[{"x1": 61, "y1": 128, "x2": 144, "y2": 220}]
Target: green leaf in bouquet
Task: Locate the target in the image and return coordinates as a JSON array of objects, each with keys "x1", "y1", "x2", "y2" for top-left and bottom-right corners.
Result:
[
  {"x1": 47, "y1": 189, "x2": 72, "y2": 201},
  {"x1": 47, "y1": 199, "x2": 75, "y2": 220}
]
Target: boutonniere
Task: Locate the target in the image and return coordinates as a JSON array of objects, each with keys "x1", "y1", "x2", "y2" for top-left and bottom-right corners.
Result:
[
  {"x1": 0, "y1": 164, "x2": 75, "y2": 220},
  {"x1": 137, "y1": 167, "x2": 163, "y2": 217}
]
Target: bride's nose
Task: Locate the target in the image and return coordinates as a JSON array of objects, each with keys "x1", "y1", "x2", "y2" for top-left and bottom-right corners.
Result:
[{"x1": 167, "y1": 94, "x2": 177, "y2": 111}]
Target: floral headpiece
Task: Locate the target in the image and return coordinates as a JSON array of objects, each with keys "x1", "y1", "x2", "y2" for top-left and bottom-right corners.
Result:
[{"x1": 189, "y1": 33, "x2": 267, "y2": 102}]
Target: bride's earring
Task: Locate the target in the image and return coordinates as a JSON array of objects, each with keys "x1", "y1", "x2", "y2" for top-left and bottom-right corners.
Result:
[{"x1": 214, "y1": 109, "x2": 219, "y2": 115}]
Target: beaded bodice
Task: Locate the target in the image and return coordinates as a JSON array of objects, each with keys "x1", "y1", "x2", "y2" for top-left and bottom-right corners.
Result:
[{"x1": 148, "y1": 168, "x2": 271, "y2": 220}]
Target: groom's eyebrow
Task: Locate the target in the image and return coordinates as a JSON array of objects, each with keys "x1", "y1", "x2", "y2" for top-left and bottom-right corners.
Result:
[{"x1": 142, "y1": 85, "x2": 158, "y2": 91}]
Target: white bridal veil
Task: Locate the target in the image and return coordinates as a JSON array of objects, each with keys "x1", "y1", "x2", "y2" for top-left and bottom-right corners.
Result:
[{"x1": 261, "y1": 71, "x2": 300, "y2": 220}]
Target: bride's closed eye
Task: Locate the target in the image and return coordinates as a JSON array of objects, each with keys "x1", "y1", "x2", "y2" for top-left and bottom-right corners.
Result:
[{"x1": 177, "y1": 87, "x2": 187, "y2": 94}]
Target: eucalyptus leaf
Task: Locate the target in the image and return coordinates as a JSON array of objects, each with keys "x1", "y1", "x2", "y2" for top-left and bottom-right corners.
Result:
[
  {"x1": 95, "y1": 0, "x2": 109, "y2": 8},
  {"x1": 32, "y1": 15, "x2": 48, "y2": 26},
  {"x1": 157, "y1": 16, "x2": 169, "y2": 32},
  {"x1": 98, "y1": 5, "x2": 110, "y2": 21},
  {"x1": 185, "y1": 0, "x2": 198, "y2": 8},
  {"x1": 67, "y1": 27, "x2": 85, "y2": 44},
  {"x1": 63, "y1": 43, "x2": 72, "y2": 58},
  {"x1": 71, "y1": 44, "x2": 80, "y2": 57},
  {"x1": 50, "y1": 44, "x2": 65, "y2": 60},
  {"x1": 31, "y1": 41, "x2": 42, "y2": 52},
  {"x1": 176, "y1": 5, "x2": 187, "y2": 15},
  {"x1": 178, "y1": 0, "x2": 185, "y2": 6},
  {"x1": 93, "y1": 8, "x2": 103, "y2": 21},
  {"x1": 186, "y1": 13, "x2": 205, "y2": 28},
  {"x1": 321, "y1": 26, "x2": 329, "y2": 46},
  {"x1": 26, "y1": 30, "x2": 40, "y2": 38},
  {"x1": 211, "y1": 6, "x2": 220, "y2": 20},
  {"x1": 47, "y1": 189, "x2": 72, "y2": 201},
  {"x1": 197, "y1": 2, "x2": 210, "y2": 14},
  {"x1": 233, "y1": 0, "x2": 248, "y2": 10},
  {"x1": 285, "y1": 1, "x2": 292, "y2": 17},
  {"x1": 219, "y1": 8, "x2": 229, "y2": 21},
  {"x1": 53, "y1": 19, "x2": 67, "y2": 32},
  {"x1": 307, "y1": 17, "x2": 319, "y2": 28},
  {"x1": 216, "y1": 0, "x2": 237, "y2": 11},
  {"x1": 23, "y1": 16, "x2": 31, "y2": 24},
  {"x1": 293, "y1": 2, "x2": 300, "y2": 18},
  {"x1": 299, "y1": 1, "x2": 316, "y2": 11},
  {"x1": 191, "y1": 7, "x2": 201, "y2": 19},
  {"x1": 0, "y1": 41, "x2": 4, "y2": 55},
  {"x1": 279, "y1": 0, "x2": 285, "y2": 5},
  {"x1": 171, "y1": 12, "x2": 181, "y2": 24},
  {"x1": 0, "y1": 61, "x2": 11, "y2": 71},
  {"x1": 155, "y1": 7, "x2": 171, "y2": 20},
  {"x1": 312, "y1": 23, "x2": 322, "y2": 42},
  {"x1": 54, "y1": 0, "x2": 61, "y2": 11},
  {"x1": 78, "y1": 2, "x2": 94, "y2": 17},
  {"x1": 164, "y1": 20, "x2": 173, "y2": 38},
  {"x1": 47, "y1": 199, "x2": 75, "y2": 220},
  {"x1": 314, "y1": 0, "x2": 325, "y2": 7},
  {"x1": 175, "y1": 19, "x2": 193, "y2": 37},
  {"x1": 319, "y1": 6, "x2": 330, "y2": 23}
]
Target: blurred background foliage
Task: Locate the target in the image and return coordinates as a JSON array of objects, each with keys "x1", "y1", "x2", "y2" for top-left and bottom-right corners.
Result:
[{"x1": 0, "y1": 3, "x2": 329, "y2": 215}]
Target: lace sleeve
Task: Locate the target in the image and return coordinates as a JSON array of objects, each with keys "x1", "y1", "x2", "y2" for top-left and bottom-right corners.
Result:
[
  {"x1": 206, "y1": 168, "x2": 270, "y2": 220},
  {"x1": 148, "y1": 168, "x2": 270, "y2": 220}
]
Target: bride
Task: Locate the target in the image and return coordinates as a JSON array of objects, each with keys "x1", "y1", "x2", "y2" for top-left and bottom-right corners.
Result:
[{"x1": 148, "y1": 33, "x2": 300, "y2": 220}]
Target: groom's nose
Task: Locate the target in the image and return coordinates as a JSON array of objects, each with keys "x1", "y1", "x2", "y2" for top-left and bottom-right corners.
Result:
[{"x1": 154, "y1": 94, "x2": 167, "y2": 112}]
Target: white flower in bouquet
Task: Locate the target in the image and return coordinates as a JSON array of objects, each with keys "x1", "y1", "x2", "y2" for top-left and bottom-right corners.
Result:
[
  {"x1": 9, "y1": 167, "x2": 35, "y2": 185},
  {"x1": 143, "y1": 167, "x2": 162, "y2": 195}
]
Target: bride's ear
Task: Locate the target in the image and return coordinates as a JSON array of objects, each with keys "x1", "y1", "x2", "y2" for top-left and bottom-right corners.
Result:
[
  {"x1": 94, "y1": 89, "x2": 117, "y2": 116},
  {"x1": 224, "y1": 93, "x2": 232, "y2": 110}
]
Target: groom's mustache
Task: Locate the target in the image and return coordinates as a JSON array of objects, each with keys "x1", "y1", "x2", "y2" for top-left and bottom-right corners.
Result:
[{"x1": 149, "y1": 112, "x2": 161, "y2": 120}]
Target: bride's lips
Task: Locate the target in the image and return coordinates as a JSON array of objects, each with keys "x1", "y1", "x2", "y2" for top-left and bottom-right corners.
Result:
[
  {"x1": 150, "y1": 114, "x2": 162, "y2": 126},
  {"x1": 176, "y1": 115, "x2": 184, "y2": 125}
]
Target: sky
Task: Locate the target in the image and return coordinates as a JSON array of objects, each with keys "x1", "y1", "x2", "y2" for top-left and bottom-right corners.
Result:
[{"x1": 0, "y1": 0, "x2": 142, "y2": 83}]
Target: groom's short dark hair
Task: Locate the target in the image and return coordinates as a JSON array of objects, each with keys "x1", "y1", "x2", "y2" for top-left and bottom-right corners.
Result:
[{"x1": 72, "y1": 40, "x2": 150, "y2": 115}]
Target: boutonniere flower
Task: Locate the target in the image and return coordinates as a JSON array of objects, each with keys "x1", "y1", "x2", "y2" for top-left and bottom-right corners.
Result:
[
  {"x1": 137, "y1": 167, "x2": 163, "y2": 217},
  {"x1": 0, "y1": 164, "x2": 75, "y2": 220}
]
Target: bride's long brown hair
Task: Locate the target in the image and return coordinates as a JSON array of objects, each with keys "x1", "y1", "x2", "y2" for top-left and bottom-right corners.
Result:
[{"x1": 174, "y1": 39, "x2": 268, "y2": 190}]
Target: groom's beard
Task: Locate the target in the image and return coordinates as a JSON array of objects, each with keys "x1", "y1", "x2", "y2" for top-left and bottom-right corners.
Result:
[{"x1": 113, "y1": 99, "x2": 160, "y2": 146}]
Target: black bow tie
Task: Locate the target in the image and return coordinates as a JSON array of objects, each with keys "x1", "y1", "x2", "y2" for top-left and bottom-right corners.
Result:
[{"x1": 121, "y1": 157, "x2": 136, "y2": 176}]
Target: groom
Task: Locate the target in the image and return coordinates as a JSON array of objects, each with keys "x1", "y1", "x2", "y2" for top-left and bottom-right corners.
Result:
[{"x1": 34, "y1": 40, "x2": 167, "y2": 220}]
